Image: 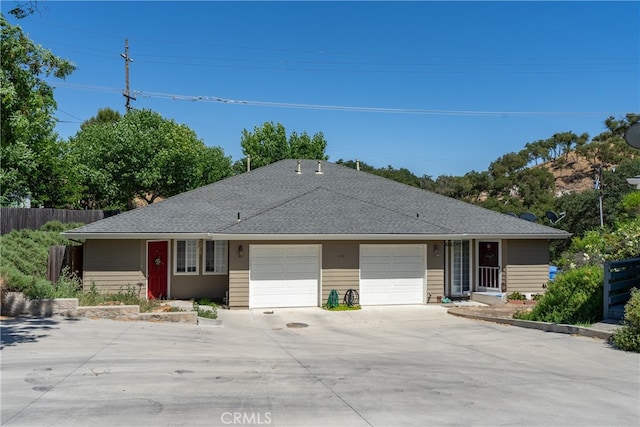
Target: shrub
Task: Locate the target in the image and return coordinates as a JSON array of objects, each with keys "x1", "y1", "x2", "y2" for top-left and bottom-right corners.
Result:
[
  {"x1": 515, "y1": 265, "x2": 603, "y2": 325},
  {"x1": 611, "y1": 288, "x2": 640, "y2": 352},
  {"x1": 0, "y1": 222, "x2": 83, "y2": 295},
  {"x1": 507, "y1": 291, "x2": 526, "y2": 301},
  {"x1": 77, "y1": 284, "x2": 159, "y2": 313},
  {"x1": 193, "y1": 301, "x2": 218, "y2": 319}
]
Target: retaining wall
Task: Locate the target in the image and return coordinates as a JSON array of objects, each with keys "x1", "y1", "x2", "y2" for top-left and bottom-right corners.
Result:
[{"x1": 1, "y1": 292, "x2": 198, "y2": 324}]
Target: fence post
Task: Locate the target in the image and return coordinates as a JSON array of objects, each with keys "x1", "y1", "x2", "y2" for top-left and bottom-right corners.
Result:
[{"x1": 47, "y1": 245, "x2": 66, "y2": 284}]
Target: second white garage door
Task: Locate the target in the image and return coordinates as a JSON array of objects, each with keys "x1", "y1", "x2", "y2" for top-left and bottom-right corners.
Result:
[
  {"x1": 360, "y1": 244, "x2": 425, "y2": 305},
  {"x1": 249, "y1": 245, "x2": 320, "y2": 308}
]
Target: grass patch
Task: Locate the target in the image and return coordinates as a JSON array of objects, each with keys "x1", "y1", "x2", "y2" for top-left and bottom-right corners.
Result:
[{"x1": 324, "y1": 304, "x2": 361, "y2": 311}]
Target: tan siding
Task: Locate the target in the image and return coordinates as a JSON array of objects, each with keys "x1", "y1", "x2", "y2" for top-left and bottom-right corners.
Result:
[
  {"x1": 322, "y1": 242, "x2": 359, "y2": 305},
  {"x1": 84, "y1": 239, "x2": 143, "y2": 271},
  {"x1": 505, "y1": 240, "x2": 550, "y2": 295},
  {"x1": 322, "y1": 269, "x2": 359, "y2": 305},
  {"x1": 426, "y1": 242, "x2": 445, "y2": 303},
  {"x1": 83, "y1": 271, "x2": 145, "y2": 294},
  {"x1": 83, "y1": 240, "x2": 144, "y2": 294},
  {"x1": 228, "y1": 241, "x2": 249, "y2": 308},
  {"x1": 170, "y1": 274, "x2": 229, "y2": 300}
]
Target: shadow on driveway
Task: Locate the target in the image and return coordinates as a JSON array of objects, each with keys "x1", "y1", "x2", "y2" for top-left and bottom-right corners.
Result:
[{"x1": 0, "y1": 317, "x2": 63, "y2": 349}]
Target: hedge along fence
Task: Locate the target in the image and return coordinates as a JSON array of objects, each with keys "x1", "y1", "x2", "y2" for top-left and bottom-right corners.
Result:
[{"x1": 0, "y1": 207, "x2": 110, "y2": 235}]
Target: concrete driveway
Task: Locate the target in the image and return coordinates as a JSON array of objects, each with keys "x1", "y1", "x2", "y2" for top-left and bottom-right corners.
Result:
[{"x1": 1, "y1": 306, "x2": 638, "y2": 427}]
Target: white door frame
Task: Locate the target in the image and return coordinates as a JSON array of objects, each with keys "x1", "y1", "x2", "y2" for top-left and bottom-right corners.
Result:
[
  {"x1": 448, "y1": 240, "x2": 472, "y2": 297},
  {"x1": 475, "y1": 239, "x2": 502, "y2": 292}
]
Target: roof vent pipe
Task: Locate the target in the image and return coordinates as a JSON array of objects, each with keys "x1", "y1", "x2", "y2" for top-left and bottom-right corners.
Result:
[
  {"x1": 247, "y1": 154, "x2": 251, "y2": 173},
  {"x1": 316, "y1": 160, "x2": 323, "y2": 174},
  {"x1": 296, "y1": 160, "x2": 302, "y2": 174},
  {"x1": 356, "y1": 159, "x2": 360, "y2": 171}
]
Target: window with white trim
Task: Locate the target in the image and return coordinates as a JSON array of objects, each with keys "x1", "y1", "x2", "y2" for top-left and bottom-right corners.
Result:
[
  {"x1": 204, "y1": 240, "x2": 228, "y2": 274},
  {"x1": 175, "y1": 240, "x2": 198, "y2": 274}
]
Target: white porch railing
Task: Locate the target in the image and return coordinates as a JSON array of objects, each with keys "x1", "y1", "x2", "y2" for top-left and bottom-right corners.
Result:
[{"x1": 478, "y1": 266, "x2": 500, "y2": 289}]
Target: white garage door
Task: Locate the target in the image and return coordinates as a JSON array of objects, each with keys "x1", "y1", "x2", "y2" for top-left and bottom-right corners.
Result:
[
  {"x1": 249, "y1": 245, "x2": 320, "y2": 308},
  {"x1": 360, "y1": 244, "x2": 425, "y2": 305}
]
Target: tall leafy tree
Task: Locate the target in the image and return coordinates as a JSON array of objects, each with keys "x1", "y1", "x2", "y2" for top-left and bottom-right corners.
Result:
[
  {"x1": 67, "y1": 109, "x2": 232, "y2": 210},
  {"x1": 0, "y1": 14, "x2": 76, "y2": 206},
  {"x1": 235, "y1": 121, "x2": 328, "y2": 172},
  {"x1": 336, "y1": 159, "x2": 423, "y2": 188},
  {"x1": 80, "y1": 107, "x2": 122, "y2": 130}
]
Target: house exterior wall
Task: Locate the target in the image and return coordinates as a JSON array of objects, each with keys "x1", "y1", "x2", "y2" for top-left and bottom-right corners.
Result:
[
  {"x1": 168, "y1": 240, "x2": 229, "y2": 300},
  {"x1": 228, "y1": 241, "x2": 250, "y2": 308},
  {"x1": 83, "y1": 239, "x2": 145, "y2": 294},
  {"x1": 170, "y1": 274, "x2": 228, "y2": 300},
  {"x1": 321, "y1": 241, "x2": 359, "y2": 305},
  {"x1": 504, "y1": 239, "x2": 550, "y2": 295},
  {"x1": 83, "y1": 237, "x2": 548, "y2": 305},
  {"x1": 426, "y1": 242, "x2": 445, "y2": 303},
  {"x1": 228, "y1": 240, "x2": 445, "y2": 309}
]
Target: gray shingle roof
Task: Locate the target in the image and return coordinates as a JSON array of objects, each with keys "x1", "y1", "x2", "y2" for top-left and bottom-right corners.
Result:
[{"x1": 66, "y1": 159, "x2": 570, "y2": 239}]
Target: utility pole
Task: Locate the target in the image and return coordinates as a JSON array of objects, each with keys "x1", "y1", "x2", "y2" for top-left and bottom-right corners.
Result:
[
  {"x1": 121, "y1": 38, "x2": 135, "y2": 112},
  {"x1": 594, "y1": 164, "x2": 604, "y2": 228}
]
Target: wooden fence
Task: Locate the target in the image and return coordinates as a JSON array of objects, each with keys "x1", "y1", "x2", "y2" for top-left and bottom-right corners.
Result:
[
  {"x1": 603, "y1": 257, "x2": 640, "y2": 320},
  {"x1": 0, "y1": 207, "x2": 106, "y2": 235},
  {"x1": 47, "y1": 245, "x2": 83, "y2": 284}
]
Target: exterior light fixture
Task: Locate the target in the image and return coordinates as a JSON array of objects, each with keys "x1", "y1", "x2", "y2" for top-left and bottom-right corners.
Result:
[{"x1": 238, "y1": 245, "x2": 244, "y2": 258}]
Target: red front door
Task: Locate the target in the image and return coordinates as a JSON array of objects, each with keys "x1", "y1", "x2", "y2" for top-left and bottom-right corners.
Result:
[{"x1": 147, "y1": 241, "x2": 168, "y2": 299}]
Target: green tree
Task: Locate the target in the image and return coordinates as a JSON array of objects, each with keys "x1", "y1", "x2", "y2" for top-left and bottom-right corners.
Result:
[
  {"x1": 234, "y1": 122, "x2": 328, "y2": 172},
  {"x1": 67, "y1": 109, "x2": 232, "y2": 210},
  {"x1": 336, "y1": 159, "x2": 423, "y2": 188},
  {"x1": 0, "y1": 14, "x2": 76, "y2": 206},
  {"x1": 80, "y1": 107, "x2": 122, "y2": 131}
]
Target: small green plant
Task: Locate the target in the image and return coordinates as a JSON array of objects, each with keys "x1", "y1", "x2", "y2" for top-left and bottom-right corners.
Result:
[
  {"x1": 611, "y1": 288, "x2": 640, "y2": 352},
  {"x1": 507, "y1": 292, "x2": 526, "y2": 301},
  {"x1": 193, "y1": 301, "x2": 218, "y2": 319},
  {"x1": 532, "y1": 293, "x2": 543, "y2": 301}
]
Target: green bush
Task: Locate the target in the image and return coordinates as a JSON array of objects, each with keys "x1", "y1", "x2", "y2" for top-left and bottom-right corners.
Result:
[
  {"x1": 611, "y1": 288, "x2": 640, "y2": 352},
  {"x1": 507, "y1": 291, "x2": 526, "y2": 301},
  {"x1": 515, "y1": 265, "x2": 603, "y2": 325},
  {"x1": 0, "y1": 222, "x2": 83, "y2": 296},
  {"x1": 193, "y1": 301, "x2": 218, "y2": 319}
]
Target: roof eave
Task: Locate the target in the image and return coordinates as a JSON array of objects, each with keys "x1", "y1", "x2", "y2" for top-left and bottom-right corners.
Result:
[{"x1": 62, "y1": 232, "x2": 571, "y2": 240}]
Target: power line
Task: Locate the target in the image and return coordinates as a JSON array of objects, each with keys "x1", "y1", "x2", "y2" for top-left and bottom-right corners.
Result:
[{"x1": 46, "y1": 80, "x2": 628, "y2": 117}]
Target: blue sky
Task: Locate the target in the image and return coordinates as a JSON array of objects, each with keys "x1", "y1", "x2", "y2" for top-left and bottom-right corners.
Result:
[{"x1": 5, "y1": 1, "x2": 639, "y2": 177}]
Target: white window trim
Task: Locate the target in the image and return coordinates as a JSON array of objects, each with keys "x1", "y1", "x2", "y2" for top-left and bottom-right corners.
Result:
[
  {"x1": 174, "y1": 239, "x2": 199, "y2": 275},
  {"x1": 203, "y1": 240, "x2": 228, "y2": 275}
]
